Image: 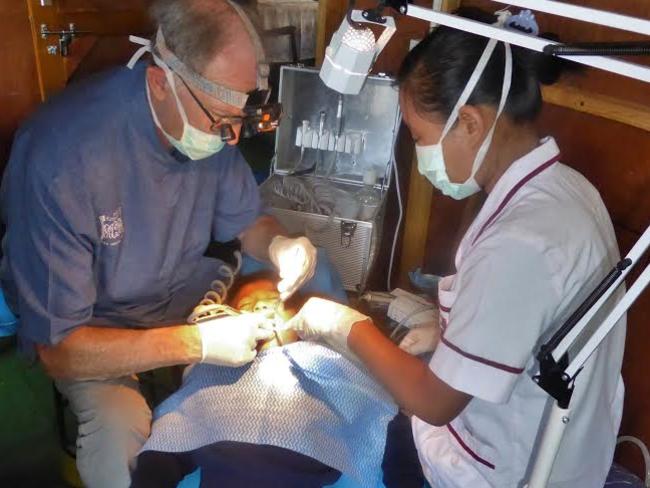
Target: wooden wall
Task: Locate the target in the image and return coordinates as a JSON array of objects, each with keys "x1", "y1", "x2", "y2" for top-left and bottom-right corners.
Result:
[
  {"x1": 0, "y1": 1, "x2": 152, "y2": 197},
  {"x1": 0, "y1": 1, "x2": 41, "y2": 174}
]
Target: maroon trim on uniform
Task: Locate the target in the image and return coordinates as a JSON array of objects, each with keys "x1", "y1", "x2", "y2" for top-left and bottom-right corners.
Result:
[
  {"x1": 447, "y1": 424, "x2": 495, "y2": 470},
  {"x1": 471, "y1": 155, "x2": 560, "y2": 246},
  {"x1": 435, "y1": 155, "x2": 558, "y2": 378},
  {"x1": 440, "y1": 316, "x2": 448, "y2": 332},
  {"x1": 440, "y1": 336, "x2": 524, "y2": 374}
]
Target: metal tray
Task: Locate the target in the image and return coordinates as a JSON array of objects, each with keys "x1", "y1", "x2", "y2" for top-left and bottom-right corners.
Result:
[{"x1": 273, "y1": 65, "x2": 400, "y2": 190}]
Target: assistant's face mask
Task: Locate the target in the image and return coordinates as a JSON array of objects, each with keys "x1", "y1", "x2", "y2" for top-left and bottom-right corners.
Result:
[
  {"x1": 416, "y1": 38, "x2": 513, "y2": 200},
  {"x1": 146, "y1": 57, "x2": 226, "y2": 160}
]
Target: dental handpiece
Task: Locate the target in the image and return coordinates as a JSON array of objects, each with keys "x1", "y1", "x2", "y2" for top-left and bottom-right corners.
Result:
[
  {"x1": 315, "y1": 111, "x2": 326, "y2": 173},
  {"x1": 328, "y1": 95, "x2": 344, "y2": 178},
  {"x1": 295, "y1": 120, "x2": 310, "y2": 172}
]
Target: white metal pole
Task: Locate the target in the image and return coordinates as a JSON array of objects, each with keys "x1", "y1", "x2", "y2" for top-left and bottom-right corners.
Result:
[
  {"x1": 555, "y1": 225, "x2": 650, "y2": 361},
  {"x1": 405, "y1": 6, "x2": 650, "y2": 84},
  {"x1": 526, "y1": 402, "x2": 572, "y2": 488},
  {"x1": 528, "y1": 226, "x2": 650, "y2": 486},
  {"x1": 430, "y1": 0, "x2": 443, "y2": 29},
  {"x1": 566, "y1": 261, "x2": 650, "y2": 378},
  {"x1": 489, "y1": 0, "x2": 650, "y2": 37}
]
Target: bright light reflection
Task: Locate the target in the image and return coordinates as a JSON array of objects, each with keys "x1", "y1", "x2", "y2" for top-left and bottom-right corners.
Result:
[{"x1": 257, "y1": 351, "x2": 299, "y2": 395}]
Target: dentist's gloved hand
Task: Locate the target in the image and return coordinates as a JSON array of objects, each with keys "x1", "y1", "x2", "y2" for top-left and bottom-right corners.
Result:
[
  {"x1": 197, "y1": 313, "x2": 274, "y2": 367},
  {"x1": 399, "y1": 321, "x2": 441, "y2": 356},
  {"x1": 268, "y1": 235, "x2": 317, "y2": 301},
  {"x1": 285, "y1": 297, "x2": 370, "y2": 356}
]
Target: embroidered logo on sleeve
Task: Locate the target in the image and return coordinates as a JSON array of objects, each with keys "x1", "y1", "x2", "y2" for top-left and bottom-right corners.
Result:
[{"x1": 99, "y1": 207, "x2": 125, "y2": 246}]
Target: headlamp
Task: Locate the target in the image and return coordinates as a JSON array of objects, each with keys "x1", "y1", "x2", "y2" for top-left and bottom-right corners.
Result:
[
  {"x1": 241, "y1": 102, "x2": 282, "y2": 139},
  {"x1": 176, "y1": 71, "x2": 282, "y2": 142},
  {"x1": 217, "y1": 99, "x2": 282, "y2": 142}
]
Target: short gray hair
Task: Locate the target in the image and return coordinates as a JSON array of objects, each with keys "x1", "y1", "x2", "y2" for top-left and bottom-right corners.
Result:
[{"x1": 149, "y1": 0, "x2": 261, "y2": 75}]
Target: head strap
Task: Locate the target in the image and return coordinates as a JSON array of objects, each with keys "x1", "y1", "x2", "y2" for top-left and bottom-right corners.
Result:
[
  {"x1": 154, "y1": 29, "x2": 251, "y2": 108},
  {"x1": 126, "y1": 1, "x2": 270, "y2": 109},
  {"x1": 225, "y1": 0, "x2": 269, "y2": 91}
]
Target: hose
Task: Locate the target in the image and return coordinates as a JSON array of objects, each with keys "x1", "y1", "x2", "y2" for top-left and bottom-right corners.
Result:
[
  {"x1": 267, "y1": 176, "x2": 331, "y2": 215},
  {"x1": 616, "y1": 436, "x2": 650, "y2": 487},
  {"x1": 544, "y1": 42, "x2": 650, "y2": 57},
  {"x1": 389, "y1": 304, "x2": 436, "y2": 341},
  {"x1": 186, "y1": 251, "x2": 243, "y2": 324}
]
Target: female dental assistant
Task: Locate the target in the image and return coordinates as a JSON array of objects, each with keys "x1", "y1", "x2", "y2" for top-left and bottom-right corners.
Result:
[{"x1": 288, "y1": 10, "x2": 626, "y2": 488}]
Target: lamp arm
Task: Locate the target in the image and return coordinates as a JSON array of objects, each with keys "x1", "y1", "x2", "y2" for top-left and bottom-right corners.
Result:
[{"x1": 362, "y1": 2, "x2": 650, "y2": 84}]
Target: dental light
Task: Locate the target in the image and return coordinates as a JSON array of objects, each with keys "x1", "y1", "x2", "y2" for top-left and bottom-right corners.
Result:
[
  {"x1": 320, "y1": 0, "x2": 650, "y2": 95},
  {"x1": 319, "y1": 10, "x2": 396, "y2": 94}
]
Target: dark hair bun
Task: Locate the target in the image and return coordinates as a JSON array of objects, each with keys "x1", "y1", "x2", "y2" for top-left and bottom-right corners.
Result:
[{"x1": 532, "y1": 33, "x2": 583, "y2": 86}]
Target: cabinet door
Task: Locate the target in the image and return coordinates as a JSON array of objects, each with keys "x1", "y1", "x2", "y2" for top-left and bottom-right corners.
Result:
[{"x1": 26, "y1": 0, "x2": 152, "y2": 100}]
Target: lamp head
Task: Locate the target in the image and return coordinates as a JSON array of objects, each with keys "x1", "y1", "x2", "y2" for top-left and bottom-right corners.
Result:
[{"x1": 319, "y1": 10, "x2": 396, "y2": 94}]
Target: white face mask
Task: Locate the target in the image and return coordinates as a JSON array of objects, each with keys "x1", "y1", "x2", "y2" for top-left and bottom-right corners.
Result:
[
  {"x1": 416, "y1": 38, "x2": 513, "y2": 200},
  {"x1": 147, "y1": 56, "x2": 226, "y2": 160}
]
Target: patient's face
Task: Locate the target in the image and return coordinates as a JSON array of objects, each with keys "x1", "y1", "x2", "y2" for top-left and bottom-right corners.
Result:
[{"x1": 230, "y1": 278, "x2": 300, "y2": 350}]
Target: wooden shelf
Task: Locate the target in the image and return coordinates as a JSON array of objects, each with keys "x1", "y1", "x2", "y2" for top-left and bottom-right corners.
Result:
[{"x1": 542, "y1": 83, "x2": 650, "y2": 133}]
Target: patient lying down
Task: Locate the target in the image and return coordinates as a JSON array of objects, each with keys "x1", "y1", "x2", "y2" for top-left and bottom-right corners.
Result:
[
  {"x1": 131, "y1": 273, "x2": 397, "y2": 488},
  {"x1": 229, "y1": 276, "x2": 301, "y2": 350}
]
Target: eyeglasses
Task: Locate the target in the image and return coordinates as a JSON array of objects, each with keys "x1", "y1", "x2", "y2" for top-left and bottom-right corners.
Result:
[
  {"x1": 175, "y1": 72, "x2": 282, "y2": 142},
  {"x1": 176, "y1": 74, "x2": 240, "y2": 141}
]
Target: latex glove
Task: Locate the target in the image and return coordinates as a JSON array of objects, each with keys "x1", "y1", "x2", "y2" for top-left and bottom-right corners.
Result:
[
  {"x1": 398, "y1": 322, "x2": 440, "y2": 356},
  {"x1": 285, "y1": 297, "x2": 370, "y2": 355},
  {"x1": 197, "y1": 313, "x2": 274, "y2": 367},
  {"x1": 269, "y1": 235, "x2": 317, "y2": 301}
]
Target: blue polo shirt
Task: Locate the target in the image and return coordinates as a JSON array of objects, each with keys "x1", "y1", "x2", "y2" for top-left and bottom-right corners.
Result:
[{"x1": 0, "y1": 62, "x2": 262, "y2": 351}]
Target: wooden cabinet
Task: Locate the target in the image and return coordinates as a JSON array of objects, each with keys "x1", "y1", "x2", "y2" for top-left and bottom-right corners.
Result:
[
  {"x1": 25, "y1": 0, "x2": 152, "y2": 100},
  {"x1": 0, "y1": 0, "x2": 151, "y2": 172}
]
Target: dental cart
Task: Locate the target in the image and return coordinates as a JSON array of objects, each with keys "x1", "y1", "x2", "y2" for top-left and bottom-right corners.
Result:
[{"x1": 260, "y1": 66, "x2": 401, "y2": 291}]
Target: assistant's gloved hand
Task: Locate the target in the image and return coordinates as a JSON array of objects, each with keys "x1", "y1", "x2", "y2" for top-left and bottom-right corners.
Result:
[
  {"x1": 197, "y1": 313, "x2": 274, "y2": 367},
  {"x1": 268, "y1": 235, "x2": 317, "y2": 301},
  {"x1": 398, "y1": 322, "x2": 441, "y2": 356},
  {"x1": 285, "y1": 297, "x2": 370, "y2": 356}
]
